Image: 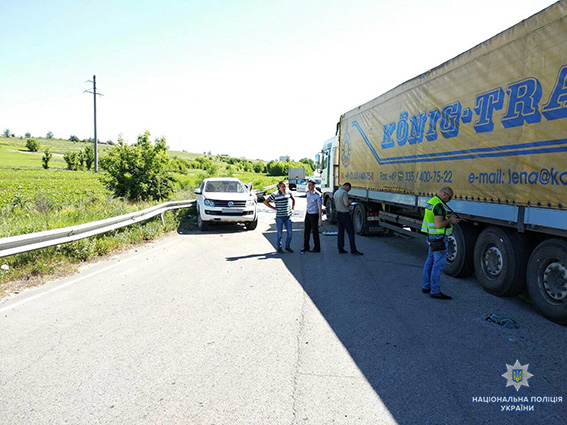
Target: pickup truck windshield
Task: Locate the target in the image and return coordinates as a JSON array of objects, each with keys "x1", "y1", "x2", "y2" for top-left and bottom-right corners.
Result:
[{"x1": 204, "y1": 181, "x2": 246, "y2": 193}]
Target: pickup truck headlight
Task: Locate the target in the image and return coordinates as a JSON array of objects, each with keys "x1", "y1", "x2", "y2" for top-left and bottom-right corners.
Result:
[
  {"x1": 204, "y1": 199, "x2": 215, "y2": 207},
  {"x1": 246, "y1": 199, "x2": 256, "y2": 206}
]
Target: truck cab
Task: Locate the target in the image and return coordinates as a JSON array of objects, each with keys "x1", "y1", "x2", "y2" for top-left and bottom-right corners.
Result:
[{"x1": 317, "y1": 136, "x2": 339, "y2": 222}]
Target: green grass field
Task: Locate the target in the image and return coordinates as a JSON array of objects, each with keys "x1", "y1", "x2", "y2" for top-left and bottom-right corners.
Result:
[{"x1": 0, "y1": 137, "x2": 112, "y2": 169}]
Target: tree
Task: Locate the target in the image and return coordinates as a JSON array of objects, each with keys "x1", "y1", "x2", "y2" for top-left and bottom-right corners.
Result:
[
  {"x1": 100, "y1": 131, "x2": 175, "y2": 201},
  {"x1": 300, "y1": 158, "x2": 316, "y2": 171},
  {"x1": 3, "y1": 129, "x2": 10, "y2": 137},
  {"x1": 25, "y1": 132, "x2": 31, "y2": 138},
  {"x1": 267, "y1": 161, "x2": 287, "y2": 176},
  {"x1": 69, "y1": 135, "x2": 80, "y2": 142},
  {"x1": 26, "y1": 138, "x2": 40, "y2": 152},
  {"x1": 46, "y1": 131, "x2": 54, "y2": 139},
  {"x1": 42, "y1": 148, "x2": 53, "y2": 169}
]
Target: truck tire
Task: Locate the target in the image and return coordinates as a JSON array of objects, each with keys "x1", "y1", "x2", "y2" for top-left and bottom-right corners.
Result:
[
  {"x1": 245, "y1": 218, "x2": 258, "y2": 231},
  {"x1": 353, "y1": 203, "x2": 367, "y2": 235},
  {"x1": 473, "y1": 226, "x2": 529, "y2": 296},
  {"x1": 197, "y1": 210, "x2": 209, "y2": 231},
  {"x1": 325, "y1": 197, "x2": 337, "y2": 224},
  {"x1": 526, "y1": 239, "x2": 567, "y2": 325},
  {"x1": 444, "y1": 223, "x2": 478, "y2": 277}
]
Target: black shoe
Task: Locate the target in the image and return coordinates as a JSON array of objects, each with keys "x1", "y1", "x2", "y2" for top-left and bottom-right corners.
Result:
[
  {"x1": 352, "y1": 251, "x2": 364, "y2": 256},
  {"x1": 301, "y1": 248, "x2": 309, "y2": 253},
  {"x1": 277, "y1": 249, "x2": 284, "y2": 254},
  {"x1": 430, "y1": 292, "x2": 452, "y2": 300},
  {"x1": 286, "y1": 247, "x2": 294, "y2": 253},
  {"x1": 311, "y1": 249, "x2": 321, "y2": 253},
  {"x1": 338, "y1": 249, "x2": 348, "y2": 254},
  {"x1": 422, "y1": 288, "x2": 431, "y2": 294}
]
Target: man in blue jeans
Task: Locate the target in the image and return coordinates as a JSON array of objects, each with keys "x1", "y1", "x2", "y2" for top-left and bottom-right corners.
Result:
[
  {"x1": 264, "y1": 181, "x2": 295, "y2": 253},
  {"x1": 332, "y1": 182, "x2": 363, "y2": 255},
  {"x1": 421, "y1": 187, "x2": 460, "y2": 300}
]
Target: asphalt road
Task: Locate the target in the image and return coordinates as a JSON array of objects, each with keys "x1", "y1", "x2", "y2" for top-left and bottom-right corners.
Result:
[{"x1": 1, "y1": 193, "x2": 565, "y2": 424}]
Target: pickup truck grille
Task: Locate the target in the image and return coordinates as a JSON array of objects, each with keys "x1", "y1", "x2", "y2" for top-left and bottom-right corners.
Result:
[{"x1": 210, "y1": 200, "x2": 247, "y2": 208}]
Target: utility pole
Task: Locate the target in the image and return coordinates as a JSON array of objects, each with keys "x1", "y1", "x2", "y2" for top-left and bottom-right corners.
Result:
[{"x1": 84, "y1": 75, "x2": 103, "y2": 172}]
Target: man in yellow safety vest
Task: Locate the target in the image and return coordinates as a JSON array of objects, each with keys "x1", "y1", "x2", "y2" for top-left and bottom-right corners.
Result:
[{"x1": 421, "y1": 186, "x2": 460, "y2": 300}]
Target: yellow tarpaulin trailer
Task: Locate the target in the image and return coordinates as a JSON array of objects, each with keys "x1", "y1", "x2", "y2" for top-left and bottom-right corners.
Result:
[{"x1": 339, "y1": 1, "x2": 567, "y2": 209}]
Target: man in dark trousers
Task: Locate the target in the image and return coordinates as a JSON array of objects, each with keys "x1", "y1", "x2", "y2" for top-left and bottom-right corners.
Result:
[
  {"x1": 421, "y1": 186, "x2": 460, "y2": 300},
  {"x1": 302, "y1": 179, "x2": 322, "y2": 253},
  {"x1": 333, "y1": 182, "x2": 363, "y2": 255}
]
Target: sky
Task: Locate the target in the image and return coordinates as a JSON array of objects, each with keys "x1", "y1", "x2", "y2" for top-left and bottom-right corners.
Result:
[{"x1": 0, "y1": 0, "x2": 558, "y2": 161}]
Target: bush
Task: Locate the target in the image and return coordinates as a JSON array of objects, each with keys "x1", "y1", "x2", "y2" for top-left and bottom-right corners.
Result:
[
  {"x1": 63, "y1": 152, "x2": 80, "y2": 170},
  {"x1": 26, "y1": 138, "x2": 40, "y2": 152},
  {"x1": 83, "y1": 145, "x2": 95, "y2": 170},
  {"x1": 99, "y1": 131, "x2": 175, "y2": 201},
  {"x1": 253, "y1": 161, "x2": 266, "y2": 173},
  {"x1": 61, "y1": 239, "x2": 96, "y2": 261},
  {"x1": 42, "y1": 148, "x2": 52, "y2": 169},
  {"x1": 205, "y1": 163, "x2": 218, "y2": 176}
]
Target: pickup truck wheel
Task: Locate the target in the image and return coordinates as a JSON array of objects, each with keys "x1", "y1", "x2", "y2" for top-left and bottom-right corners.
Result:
[
  {"x1": 444, "y1": 223, "x2": 478, "y2": 277},
  {"x1": 197, "y1": 211, "x2": 209, "y2": 231},
  {"x1": 325, "y1": 198, "x2": 337, "y2": 224},
  {"x1": 473, "y1": 226, "x2": 529, "y2": 296},
  {"x1": 353, "y1": 203, "x2": 367, "y2": 235},
  {"x1": 526, "y1": 239, "x2": 567, "y2": 325},
  {"x1": 245, "y1": 218, "x2": 258, "y2": 230}
]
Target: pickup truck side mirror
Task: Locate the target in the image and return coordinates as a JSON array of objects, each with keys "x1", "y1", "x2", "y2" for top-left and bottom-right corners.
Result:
[
  {"x1": 248, "y1": 182, "x2": 253, "y2": 192},
  {"x1": 194, "y1": 188, "x2": 202, "y2": 195}
]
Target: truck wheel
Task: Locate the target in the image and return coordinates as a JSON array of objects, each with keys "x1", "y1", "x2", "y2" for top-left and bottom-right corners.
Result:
[
  {"x1": 353, "y1": 203, "x2": 367, "y2": 235},
  {"x1": 526, "y1": 239, "x2": 567, "y2": 325},
  {"x1": 197, "y1": 211, "x2": 209, "y2": 231},
  {"x1": 444, "y1": 223, "x2": 478, "y2": 277},
  {"x1": 473, "y1": 226, "x2": 529, "y2": 296},
  {"x1": 245, "y1": 218, "x2": 258, "y2": 230},
  {"x1": 325, "y1": 198, "x2": 337, "y2": 224}
]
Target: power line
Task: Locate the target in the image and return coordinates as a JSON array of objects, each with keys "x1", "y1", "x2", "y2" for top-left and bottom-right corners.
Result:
[{"x1": 84, "y1": 75, "x2": 104, "y2": 173}]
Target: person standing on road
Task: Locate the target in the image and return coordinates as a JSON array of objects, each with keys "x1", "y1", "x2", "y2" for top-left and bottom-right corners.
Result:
[
  {"x1": 264, "y1": 181, "x2": 295, "y2": 253},
  {"x1": 333, "y1": 182, "x2": 363, "y2": 255},
  {"x1": 421, "y1": 186, "x2": 460, "y2": 300},
  {"x1": 302, "y1": 179, "x2": 322, "y2": 253}
]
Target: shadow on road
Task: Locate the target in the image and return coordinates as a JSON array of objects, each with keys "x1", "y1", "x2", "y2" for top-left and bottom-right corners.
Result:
[{"x1": 253, "y1": 216, "x2": 567, "y2": 424}]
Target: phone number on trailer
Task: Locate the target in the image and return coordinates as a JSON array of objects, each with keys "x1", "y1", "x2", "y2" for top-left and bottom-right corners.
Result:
[
  {"x1": 378, "y1": 170, "x2": 453, "y2": 183},
  {"x1": 342, "y1": 171, "x2": 375, "y2": 181}
]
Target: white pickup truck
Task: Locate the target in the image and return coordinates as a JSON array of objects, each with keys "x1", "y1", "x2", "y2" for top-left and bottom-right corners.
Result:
[{"x1": 194, "y1": 178, "x2": 258, "y2": 231}]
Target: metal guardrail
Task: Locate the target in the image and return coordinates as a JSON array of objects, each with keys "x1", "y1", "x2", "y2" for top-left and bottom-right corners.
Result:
[{"x1": 0, "y1": 200, "x2": 195, "y2": 259}]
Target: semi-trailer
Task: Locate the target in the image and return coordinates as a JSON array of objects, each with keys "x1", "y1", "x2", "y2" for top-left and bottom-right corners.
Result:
[{"x1": 318, "y1": 1, "x2": 567, "y2": 324}]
